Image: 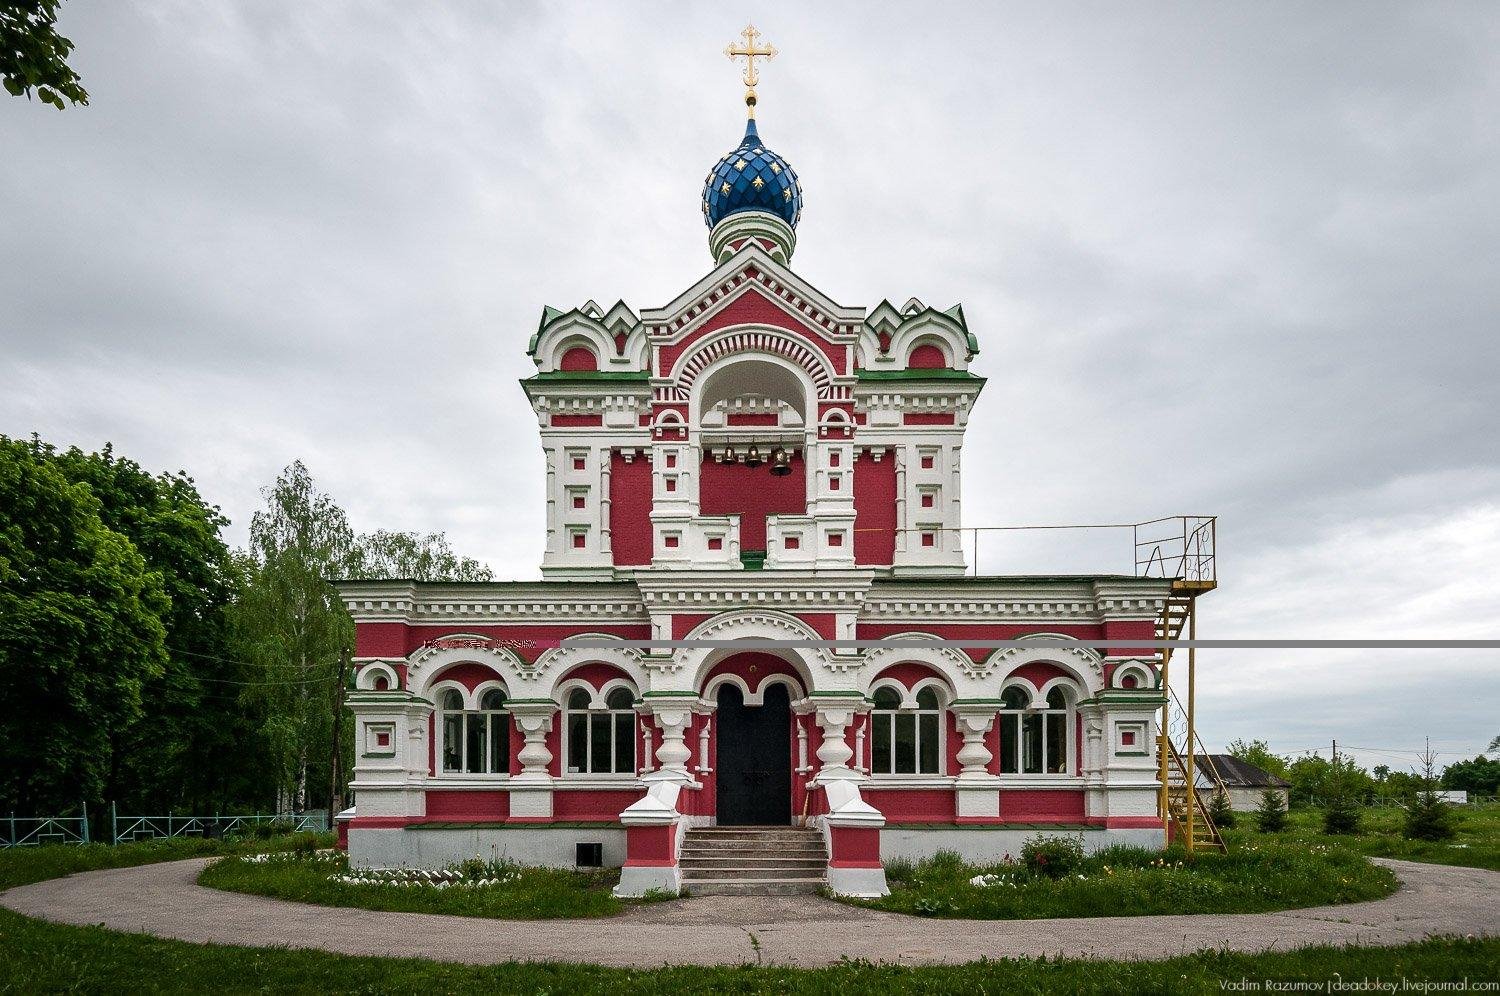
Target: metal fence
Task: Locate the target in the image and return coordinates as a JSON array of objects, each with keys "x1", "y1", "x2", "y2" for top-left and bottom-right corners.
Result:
[
  {"x1": 1, "y1": 805, "x2": 328, "y2": 848},
  {"x1": 3, "y1": 811, "x2": 90, "y2": 847},
  {"x1": 109, "y1": 807, "x2": 329, "y2": 843}
]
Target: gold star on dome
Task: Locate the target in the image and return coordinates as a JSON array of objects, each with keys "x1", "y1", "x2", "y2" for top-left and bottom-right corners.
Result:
[
  {"x1": 783, "y1": 188, "x2": 792, "y2": 200},
  {"x1": 721, "y1": 182, "x2": 732, "y2": 195},
  {"x1": 770, "y1": 162, "x2": 781, "y2": 174},
  {"x1": 734, "y1": 159, "x2": 747, "y2": 171},
  {"x1": 752, "y1": 176, "x2": 765, "y2": 188}
]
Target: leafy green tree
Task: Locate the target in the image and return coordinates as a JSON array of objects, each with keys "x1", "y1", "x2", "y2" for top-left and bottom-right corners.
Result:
[
  {"x1": 1226, "y1": 738, "x2": 1289, "y2": 780},
  {"x1": 1254, "y1": 789, "x2": 1286, "y2": 832},
  {"x1": 233, "y1": 462, "x2": 355, "y2": 813},
  {"x1": 1440, "y1": 756, "x2": 1500, "y2": 797},
  {"x1": 0, "y1": 437, "x2": 166, "y2": 813},
  {"x1": 1489, "y1": 735, "x2": 1499, "y2": 753},
  {"x1": 39, "y1": 439, "x2": 269, "y2": 813},
  {"x1": 344, "y1": 530, "x2": 493, "y2": 583},
  {"x1": 1, "y1": 0, "x2": 88, "y2": 108}
]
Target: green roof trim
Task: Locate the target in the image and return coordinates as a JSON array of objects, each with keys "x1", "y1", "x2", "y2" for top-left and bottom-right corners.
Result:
[{"x1": 854, "y1": 368, "x2": 986, "y2": 383}]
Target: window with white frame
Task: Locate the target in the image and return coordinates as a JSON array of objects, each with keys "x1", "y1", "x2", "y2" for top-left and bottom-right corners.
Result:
[
  {"x1": 564, "y1": 687, "x2": 636, "y2": 775},
  {"x1": 438, "y1": 687, "x2": 510, "y2": 775},
  {"x1": 869, "y1": 685, "x2": 943, "y2": 775},
  {"x1": 998, "y1": 685, "x2": 1072, "y2": 775}
]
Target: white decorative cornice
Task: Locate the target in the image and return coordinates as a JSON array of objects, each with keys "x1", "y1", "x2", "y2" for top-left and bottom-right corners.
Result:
[
  {"x1": 635, "y1": 570, "x2": 873, "y2": 612},
  {"x1": 859, "y1": 578, "x2": 1170, "y2": 625},
  {"x1": 335, "y1": 581, "x2": 649, "y2": 625}
]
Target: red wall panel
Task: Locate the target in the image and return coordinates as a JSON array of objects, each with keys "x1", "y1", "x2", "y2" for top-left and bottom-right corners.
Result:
[
  {"x1": 853, "y1": 450, "x2": 897, "y2": 566},
  {"x1": 699, "y1": 454, "x2": 806, "y2": 551},
  {"x1": 609, "y1": 451, "x2": 653, "y2": 566}
]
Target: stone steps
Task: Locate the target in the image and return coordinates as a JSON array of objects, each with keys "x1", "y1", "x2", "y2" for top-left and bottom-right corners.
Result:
[{"x1": 679, "y1": 825, "x2": 828, "y2": 896}]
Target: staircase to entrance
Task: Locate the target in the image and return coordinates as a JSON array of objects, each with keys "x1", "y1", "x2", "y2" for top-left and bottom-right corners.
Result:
[{"x1": 679, "y1": 826, "x2": 827, "y2": 896}]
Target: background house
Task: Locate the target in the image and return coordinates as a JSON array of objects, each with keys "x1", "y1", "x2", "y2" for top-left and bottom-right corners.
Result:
[{"x1": 1194, "y1": 754, "x2": 1291, "y2": 811}]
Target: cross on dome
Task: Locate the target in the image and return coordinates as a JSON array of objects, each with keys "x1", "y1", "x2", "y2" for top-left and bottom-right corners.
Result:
[{"x1": 724, "y1": 22, "x2": 777, "y2": 117}]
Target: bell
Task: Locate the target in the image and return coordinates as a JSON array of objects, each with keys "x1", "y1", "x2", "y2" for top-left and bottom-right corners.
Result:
[
  {"x1": 721, "y1": 445, "x2": 737, "y2": 463},
  {"x1": 769, "y1": 447, "x2": 792, "y2": 476},
  {"x1": 744, "y1": 443, "x2": 763, "y2": 468}
]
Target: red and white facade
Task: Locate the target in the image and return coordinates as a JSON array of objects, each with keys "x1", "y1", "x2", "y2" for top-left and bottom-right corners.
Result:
[{"x1": 337, "y1": 146, "x2": 1172, "y2": 899}]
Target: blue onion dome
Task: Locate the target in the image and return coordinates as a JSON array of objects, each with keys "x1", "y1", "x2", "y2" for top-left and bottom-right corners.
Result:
[{"x1": 702, "y1": 118, "x2": 802, "y2": 229}]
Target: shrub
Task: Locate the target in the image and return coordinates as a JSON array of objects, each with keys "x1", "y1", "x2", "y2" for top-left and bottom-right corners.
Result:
[
  {"x1": 1255, "y1": 790, "x2": 1287, "y2": 832},
  {"x1": 1208, "y1": 790, "x2": 1236, "y2": 830},
  {"x1": 1019, "y1": 833, "x2": 1084, "y2": 879}
]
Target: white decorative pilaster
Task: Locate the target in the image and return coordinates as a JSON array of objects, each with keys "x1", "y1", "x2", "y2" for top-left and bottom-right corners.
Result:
[
  {"x1": 507, "y1": 700, "x2": 557, "y2": 819},
  {"x1": 951, "y1": 703, "x2": 1002, "y2": 818}
]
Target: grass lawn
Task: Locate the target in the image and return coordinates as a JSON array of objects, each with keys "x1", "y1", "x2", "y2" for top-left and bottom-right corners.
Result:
[
  {"x1": 851, "y1": 837, "x2": 1395, "y2": 919},
  {"x1": 198, "y1": 850, "x2": 625, "y2": 919},
  {"x1": 0, "y1": 907, "x2": 1494, "y2": 994},
  {"x1": 1226, "y1": 804, "x2": 1500, "y2": 871},
  {"x1": 0, "y1": 832, "x2": 332, "y2": 892}
]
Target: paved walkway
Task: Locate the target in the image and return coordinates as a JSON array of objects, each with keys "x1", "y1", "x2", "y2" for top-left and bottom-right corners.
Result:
[{"x1": 3, "y1": 858, "x2": 1497, "y2": 968}]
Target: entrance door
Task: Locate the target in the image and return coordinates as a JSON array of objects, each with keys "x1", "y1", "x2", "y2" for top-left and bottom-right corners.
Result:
[{"x1": 714, "y1": 682, "x2": 792, "y2": 825}]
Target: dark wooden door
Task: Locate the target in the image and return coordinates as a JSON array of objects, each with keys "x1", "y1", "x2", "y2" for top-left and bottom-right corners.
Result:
[{"x1": 714, "y1": 682, "x2": 792, "y2": 825}]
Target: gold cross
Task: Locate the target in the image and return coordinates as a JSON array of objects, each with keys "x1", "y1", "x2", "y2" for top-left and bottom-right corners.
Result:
[{"x1": 725, "y1": 22, "x2": 776, "y2": 116}]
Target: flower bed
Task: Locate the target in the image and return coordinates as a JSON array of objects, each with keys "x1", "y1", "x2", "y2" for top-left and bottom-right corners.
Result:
[
  {"x1": 852, "y1": 834, "x2": 1396, "y2": 919},
  {"x1": 198, "y1": 851, "x2": 625, "y2": 919}
]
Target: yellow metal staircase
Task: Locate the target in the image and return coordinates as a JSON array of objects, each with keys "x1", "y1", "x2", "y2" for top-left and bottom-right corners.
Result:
[{"x1": 1135, "y1": 516, "x2": 1222, "y2": 854}]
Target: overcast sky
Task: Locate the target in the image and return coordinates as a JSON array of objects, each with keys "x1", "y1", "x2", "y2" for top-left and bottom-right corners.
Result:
[{"x1": 3, "y1": 2, "x2": 1496, "y2": 772}]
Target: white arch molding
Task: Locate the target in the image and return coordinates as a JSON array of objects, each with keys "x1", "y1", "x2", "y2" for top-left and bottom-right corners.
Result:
[
  {"x1": 532, "y1": 635, "x2": 647, "y2": 694},
  {"x1": 981, "y1": 633, "x2": 1103, "y2": 693},
  {"x1": 665, "y1": 609, "x2": 833, "y2": 692},
  {"x1": 672, "y1": 326, "x2": 837, "y2": 403},
  {"x1": 355, "y1": 660, "x2": 400, "y2": 691},
  {"x1": 701, "y1": 669, "x2": 807, "y2": 706},
  {"x1": 409, "y1": 639, "x2": 528, "y2": 701},
  {"x1": 860, "y1": 633, "x2": 980, "y2": 683}
]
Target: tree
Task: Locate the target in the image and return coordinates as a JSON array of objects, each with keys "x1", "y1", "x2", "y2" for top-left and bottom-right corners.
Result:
[
  {"x1": 1226, "y1": 738, "x2": 1289, "y2": 780},
  {"x1": 1406, "y1": 745, "x2": 1457, "y2": 842},
  {"x1": 1489, "y1": 735, "x2": 1499, "y2": 753},
  {"x1": 233, "y1": 462, "x2": 355, "y2": 813},
  {"x1": 344, "y1": 529, "x2": 493, "y2": 582},
  {"x1": 1255, "y1": 789, "x2": 1286, "y2": 832},
  {"x1": 1, "y1": 1, "x2": 88, "y2": 108},
  {"x1": 1207, "y1": 789, "x2": 1235, "y2": 830},
  {"x1": 1320, "y1": 756, "x2": 1364, "y2": 835},
  {"x1": 39, "y1": 439, "x2": 268, "y2": 813},
  {"x1": 0, "y1": 437, "x2": 166, "y2": 813},
  {"x1": 1441, "y1": 756, "x2": 1500, "y2": 797},
  {"x1": 232, "y1": 462, "x2": 496, "y2": 815}
]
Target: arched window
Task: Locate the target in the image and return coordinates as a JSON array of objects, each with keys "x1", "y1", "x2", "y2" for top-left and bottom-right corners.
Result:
[
  {"x1": 438, "y1": 687, "x2": 512, "y2": 775},
  {"x1": 998, "y1": 684, "x2": 1073, "y2": 775},
  {"x1": 870, "y1": 685, "x2": 942, "y2": 775},
  {"x1": 564, "y1": 687, "x2": 636, "y2": 775}
]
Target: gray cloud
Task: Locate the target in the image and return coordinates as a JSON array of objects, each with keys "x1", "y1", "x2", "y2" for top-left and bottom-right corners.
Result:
[{"x1": 2, "y1": 1, "x2": 1496, "y2": 769}]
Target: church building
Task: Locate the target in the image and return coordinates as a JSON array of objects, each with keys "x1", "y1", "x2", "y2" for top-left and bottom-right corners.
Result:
[{"x1": 337, "y1": 28, "x2": 1193, "y2": 897}]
